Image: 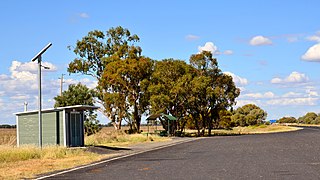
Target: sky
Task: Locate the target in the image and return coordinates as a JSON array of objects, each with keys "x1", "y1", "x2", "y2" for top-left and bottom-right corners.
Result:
[{"x1": 1, "y1": 0, "x2": 320, "y2": 125}]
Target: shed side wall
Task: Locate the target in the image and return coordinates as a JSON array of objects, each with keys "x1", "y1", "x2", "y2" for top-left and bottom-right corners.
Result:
[
  {"x1": 42, "y1": 112, "x2": 57, "y2": 145},
  {"x1": 18, "y1": 114, "x2": 38, "y2": 146},
  {"x1": 59, "y1": 111, "x2": 64, "y2": 145}
]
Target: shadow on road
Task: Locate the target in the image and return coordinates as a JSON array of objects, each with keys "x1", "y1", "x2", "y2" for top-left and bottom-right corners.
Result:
[{"x1": 86, "y1": 145, "x2": 131, "y2": 154}]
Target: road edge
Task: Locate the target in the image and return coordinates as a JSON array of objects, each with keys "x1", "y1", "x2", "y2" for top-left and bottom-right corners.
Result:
[{"x1": 35, "y1": 137, "x2": 200, "y2": 179}]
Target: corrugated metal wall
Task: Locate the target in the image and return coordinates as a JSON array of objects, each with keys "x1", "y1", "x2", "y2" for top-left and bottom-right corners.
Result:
[
  {"x1": 17, "y1": 109, "x2": 86, "y2": 147},
  {"x1": 18, "y1": 111, "x2": 65, "y2": 146},
  {"x1": 59, "y1": 111, "x2": 64, "y2": 145},
  {"x1": 18, "y1": 113, "x2": 39, "y2": 146},
  {"x1": 42, "y1": 112, "x2": 57, "y2": 145}
]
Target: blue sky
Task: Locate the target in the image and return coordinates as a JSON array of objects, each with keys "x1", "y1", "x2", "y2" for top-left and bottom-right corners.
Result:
[{"x1": 1, "y1": 0, "x2": 320, "y2": 124}]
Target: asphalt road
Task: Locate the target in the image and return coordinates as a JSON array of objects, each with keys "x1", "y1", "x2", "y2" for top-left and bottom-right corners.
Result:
[{"x1": 43, "y1": 127, "x2": 320, "y2": 180}]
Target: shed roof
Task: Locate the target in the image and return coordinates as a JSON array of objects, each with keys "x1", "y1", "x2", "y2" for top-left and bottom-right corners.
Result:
[
  {"x1": 15, "y1": 105, "x2": 99, "y2": 116},
  {"x1": 146, "y1": 113, "x2": 177, "y2": 121}
]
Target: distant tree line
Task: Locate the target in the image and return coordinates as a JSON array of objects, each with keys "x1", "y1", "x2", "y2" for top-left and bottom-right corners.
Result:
[
  {"x1": 57, "y1": 26, "x2": 267, "y2": 136},
  {"x1": 278, "y1": 112, "x2": 320, "y2": 124},
  {"x1": 0, "y1": 124, "x2": 16, "y2": 128}
]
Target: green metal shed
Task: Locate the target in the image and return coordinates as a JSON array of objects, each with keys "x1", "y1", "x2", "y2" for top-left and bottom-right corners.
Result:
[{"x1": 15, "y1": 105, "x2": 99, "y2": 147}]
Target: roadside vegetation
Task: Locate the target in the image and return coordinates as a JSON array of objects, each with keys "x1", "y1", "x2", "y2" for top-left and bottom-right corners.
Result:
[
  {"x1": 0, "y1": 145, "x2": 104, "y2": 179},
  {"x1": 85, "y1": 127, "x2": 170, "y2": 147},
  {"x1": 277, "y1": 112, "x2": 320, "y2": 125},
  {"x1": 182, "y1": 124, "x2": 301, "y2": 136},
  {"x1": 0, "y1": 124, "x2": 301, "y2": 179},
  {"x1": 0, "y1": 127, "x2": 169, "y2": 179},
  {"x1": 0, "y1": 25, "x2": 314, "y2": 179}
]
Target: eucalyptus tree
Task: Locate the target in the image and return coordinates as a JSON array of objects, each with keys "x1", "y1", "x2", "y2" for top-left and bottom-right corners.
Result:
[
  {"x1": 99, "y1": 57, "x2": 153, "y2": 132},
  {"x1": 189, "y1": 51, "x2": 240, "y2": 136},
  {"x1": 231, "y1": 104, "x2": 267, "y2": 126},
  {"x1": 148, "y1": 59, "x2": 196, "y2": 132},
  {"x1": 68, "y1": 26, "x2": 147, "y2": 131}
]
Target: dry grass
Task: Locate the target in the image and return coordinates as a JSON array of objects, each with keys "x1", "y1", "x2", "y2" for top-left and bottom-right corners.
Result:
[
  {"x1": 231, "y1": 124, "x2": 302, "y2": 134},
  {"x1": 184, "y1": 124, "x2": 302, "y2": 136},
  {"x1": 0, "y1": 126, "x2": 169, "y2": 179},
  {"x1": 85, "y1": 127, "x2": 170, "y2": 147},
  {"x1": 0, "y1": 145, "x2": 107, "y2": 180},
  {"x1": 0, "y1": 128, "x2": 16, "y2": 146},
  {"x1": 0, "y1": 125, "x2": 300, "y2": 179}
]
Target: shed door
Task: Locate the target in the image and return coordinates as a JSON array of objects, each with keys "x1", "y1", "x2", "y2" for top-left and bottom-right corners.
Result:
[{"x1": 70, "y1": 112, "x2": 82, "y2": 147}]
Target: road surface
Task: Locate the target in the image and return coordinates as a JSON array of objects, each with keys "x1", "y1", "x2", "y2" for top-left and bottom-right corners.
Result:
[{"x1": 42, "y1": 127, "x2": 320, "y2": 180}]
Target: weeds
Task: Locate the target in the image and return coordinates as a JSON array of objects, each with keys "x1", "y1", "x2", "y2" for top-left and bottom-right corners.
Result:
[
  {"x1": 0, "y1": 145, "x2": 87, "y2": 163},
  {"x1": 85, "y1": 129, "x2": 169, "y2": 147}
]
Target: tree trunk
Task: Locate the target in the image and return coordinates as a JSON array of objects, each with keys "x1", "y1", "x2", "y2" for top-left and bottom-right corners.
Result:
[
  {"x1": 208, "y1": 118, "x2": 213, "y2": 136},
  {"x1": 112, "y1": 122, "x2": 118, "y2": 130},
  {"x1": 117, "y1": 120, "x2": 122, "y2": 130},
  {"x1": 133, "y1": 102, "x2": 141, "y2": 133}
]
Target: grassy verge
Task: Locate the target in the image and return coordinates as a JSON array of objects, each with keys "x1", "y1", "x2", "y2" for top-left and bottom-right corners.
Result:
[
  {"x1": 231, "y1": 124, "x2": 302, "y2": 134},
  {"x1": 0, "y1": 125, "x2": 300, "y2": 179},
  {"x1": 0, "y1": 145, "x2": 107, "y2": 179},
  {"x1": 85, "y1": 128, "x2": 171, "y2": 147},
  {"x1": 183, "y1": 124, "x2": 302, "y2": 136},
  {"x1": 0, "y1": 128, "x2": 170, "y2": 179}
]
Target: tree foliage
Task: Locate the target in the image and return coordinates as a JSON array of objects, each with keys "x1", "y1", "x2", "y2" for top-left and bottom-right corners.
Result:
[
  {"x1": 148, "y1": 59, "x2": 195, "y2": 132},
  {"x1": 99, "y1": 57, "x2": 153, "y2": 132},
  {"x1": 54, "y1": 83, "x2": 100, "y2": 135},
  {"x1": 277, "y1": 116, "x2": 297, "y2": 123},
  {"x1": 68, "y1": 26, "x2": 145, "y2": 132},
  {"x1": 298, "y1": 112, "x2": 320, "y2": 124},
  {"x1": 231, "y1": 104, "x2": 267, "y2": 127},
  {"x1": 67, "y1": 26, "x2": 242, "y2": 135},
  {"x1": 149, "y1": 51, "x2": 240, "y2": 136},
  {"x1": 68, "y1": 27, "x2": 141, "y2": 79},
  {"x1": 188, "y1": 51, "x2": 240, "y2": 135}
]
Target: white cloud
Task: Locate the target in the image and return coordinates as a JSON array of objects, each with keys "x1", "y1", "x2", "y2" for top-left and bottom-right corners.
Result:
[
  {"x1": 267, "y1": 97, "x2": 318, "y2": 106},
  {"x1": 306, "y1": 35, "x2": 320, "y2": 43},
  {"x1": 223, "y1": 72, "x2": 248, "y2": 86},
  {"x1": 243, "y1": 91, "x2": 275, "y2": 99},
  {"x1": 223, "y1": 50, "x2": 233, "y2": 55},
  {"x1": 235, "y1": 99, "x2": 261, "y2": 107},
  {"x1": 185, "y1": 34, "x2": 200, "y2": 41},
  {"x1": 301, "y1": 43, "x2": 320, "y2": 61},
  {"x1": 79, "y1": 13, "x2": 89, "y2": 18},
  {"x1": 9, "y1": 61, "x2": 57, "y2": 82},
  {"x1": 198, "y1": 42, "x2": 218, "y2": 54},
  {"x1": 271, "y1": 71, "x2": 309, "y2": 84},
  {"x1": 282, "y1": 92, "x2": 301, "y2": 98},
  {"x1": 63, "y1": 77, "x2": 97, "y2": 90},
  {"x1": 271, "y1": 77, "x2": 282, "y2": 84},
  {"x1": 0, "y1": 60, "x2": 59, "y2": 103},
  {"x1": 0, "y1": 74, "x2": 9, "y2": 80},
  {"x1": 249, "y1": 35, "x2": 272, "y2": 46},
  {"x1": 198, "y1": 42, "x2": 233, "y2": 56},
  {"x1": 287, "y1": 36, "x2": 298, "y2": 43},
  {"x1": 306, "y1": 88, "x2": 319, "y2": 97},
  {"x1": 10, "y1": 94, "x2": 30, "y2": 100}
]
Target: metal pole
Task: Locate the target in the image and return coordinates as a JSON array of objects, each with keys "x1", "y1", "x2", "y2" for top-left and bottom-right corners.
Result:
[
  {"x1": 38, "y1": 56, "x2": 42, "y2": 148},
  {"x1": 31, "y1": 43, "x2": 52, "y2": 149},
  {"x1": 59, "y1": 74, "x2": 65, "y2": 96}
]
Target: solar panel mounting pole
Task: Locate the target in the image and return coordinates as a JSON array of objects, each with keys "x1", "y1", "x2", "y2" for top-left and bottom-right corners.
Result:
[{"x1": 31, "y1": 43, "x2": 52, "y2": 148}]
